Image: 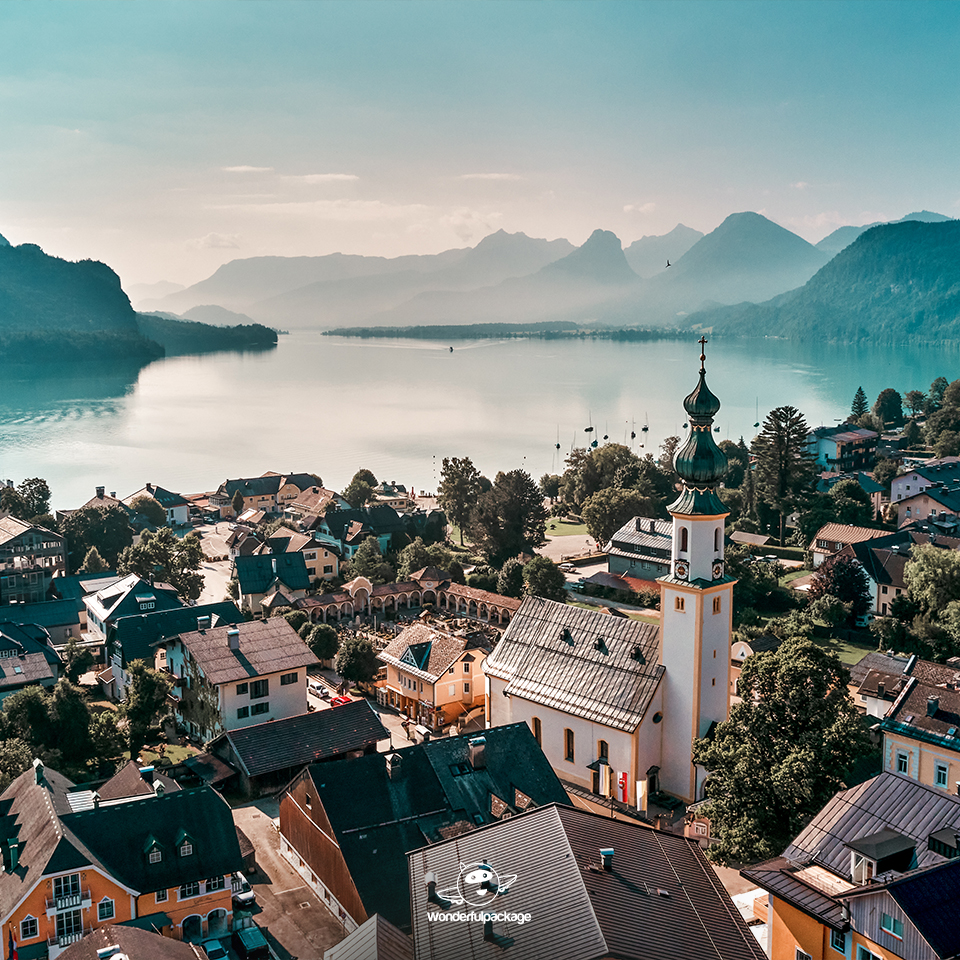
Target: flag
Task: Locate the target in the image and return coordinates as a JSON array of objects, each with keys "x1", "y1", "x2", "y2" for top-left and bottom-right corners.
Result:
[{"x1": 8, "y1": 928, "x2": 17, "y2": 960}]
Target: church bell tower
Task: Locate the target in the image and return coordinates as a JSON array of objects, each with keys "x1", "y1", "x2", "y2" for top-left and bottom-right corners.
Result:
[{"x1": 657, "y1": 339, "x2": 735, "y2": 804}]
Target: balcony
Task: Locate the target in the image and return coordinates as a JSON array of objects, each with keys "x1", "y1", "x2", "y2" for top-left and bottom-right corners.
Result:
[{"x1": 45, "y1": 889, "x2": 92, "y2": 916}]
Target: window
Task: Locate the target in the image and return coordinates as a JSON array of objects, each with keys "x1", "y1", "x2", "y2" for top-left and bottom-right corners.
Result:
[
  {"x1": 598, "y1": 739, "x2": 608, "y2": 760},
  {"x1": 936, "y1": 762, "x2": 949, "y2": 788},
  {"x1": 532, "y1": 717, "x2": 541, "y2": 745},
  {"x1": 54, "y1": 874, "x2": 81, "y2": 903},
  {"x1": 251, "y1": 679, "x2": 268, "y2": 699},
  {"x1": 280, "y1": 672, "x2": 298, "y2": 685},
  {"x1": 714, "y1": 527, "x2": 720, "y2": 551},
  {"x1": 20, "y1": 916, "x2": 37, "y2": 941},
  {"x1": 881, "y1": 912, "x2": 904, "y2": 938},
  {"x1": 179, "y1": 881, "x2": 200, "y2": 899},
  {"x1": 205, "y1": 876, "x2": 225, "y2": 892},
  {"x1": 564, "y1": 728, "x2": 575, "y2": 762},
  {"x1": 463, "y1": 661, "x2": 471, "y2": 674},
  {"x1": 237, "y1": 706, "x2": 249, "y2": 719},
  {"x1": 323, "y1": 564, "x2": 333, "y2": 574},
  {"x1": 830, "y1": 929, "x2": 845, "y2": 952},
  {"x1": 851, "y1": 852, "x2": 875, "y2": 884},
  {"x1": 98, "y1": 897, "x2": 115, "y2": 921},
  {"x1": 180, "y1": 841, "x2": 193, "y2": 858},
  {"x1": 56, "y1": 910, "x2": 82, "y2": 943},
  {"x1": 680, "y1": 527, "x2": 688, "y2": 552},
  {"x1": 448, "y1": 684, "x2": 456, "y2": 697},
  {"x1": 463, "y1": 682, "x2": 470, "y2": 693},
  {"x1": 796, "y1": 949, "x2": 812, "y2": 960},
  {"x1": 713, "y1": 596, "x2": 721, "y2": 614},
  {"x1": 155, "y1": 889, "x2": 168, "y2": 903},
  {"x1": 896, "y1": 751, "x2": 908, "y2": 774},
  {"x1": 236, "y1": 682, "x2": 248, "y2": 695},
  {"x1": 858, "y1": 948, "x2": 883, "y2": 960},
  {"x1": 252, "y1": 701, "x2": 270, "y2": 715},
  {"x1": 675, "y1": 596, "x2": 685, "y2": 611},
  {"x1": 882, "y1": 585, "x2": 888, "y2": 595},
  {"x1": 148, "y1": 847, "x2": 162, "y2": 864}
]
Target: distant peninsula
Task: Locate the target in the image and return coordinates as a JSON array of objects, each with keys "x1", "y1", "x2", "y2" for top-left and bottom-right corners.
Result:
[
  {"x1": 323, "y1": 321, "x2": 687, "y2": 341},
  {"x1": 0, "y1": 240, "x2": 277, "y2": 363}
]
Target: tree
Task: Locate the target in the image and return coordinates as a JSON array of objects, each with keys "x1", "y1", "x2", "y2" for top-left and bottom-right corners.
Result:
[
  {"x1": 928, "y1": 376, "x2": 949, "y2": 412},
  {"x1": 808, "y1": 552, "x2": 872, "y2": 622},
  {"x1": 693, "y1": 638, "x2": 870, "y2": 863},
  {"x1": 61, "y1": 505, "x2": 133, "y2": 571},
  {"x1": 17, "y1": 478, "x2": 51, "y2": 518},
  {"x1": 872, "y1": 457, "x2": 898, "y2": 490},
  {"x1": 539, "y1": 473, "x2": 561, "y2": 503},
  {"x1": 934, "y1": 430, "x2": 960, "y2": 459},
  {"x1": 904, "y1": 390, "x2": 926, "y2": 417},
  {"x1": 872, "y1": 388, "x2": 903, "y2": 426},
  {"x1": 336, "y1": 635, "x2": 380, "y2": 685},
  {"x1": 397, "y1": 537, "x2": 452, "y2": 580},
  {"x1": 496, "y1": 557, "x2": 526, "y2": 598},
  {"x1": 829, "y1": 478, "x2": 873, "y2": 525},
  {"x1": 346, "y1": 536, "x2": 395, "y2": 584},
  {"x1": 62, "y1": 637, "x2": 95, "y2": 685},
  {"x1": 307, "y1": 624, "x2": 339, "y2": 661},
  {"x1": 118, "y1": 527, "x2": 205, "y2": 600},
  {"x1": 0, "y1": 486, "x2": 26, "y2": 518},
  {"x1": 0, "y1": 738, "x2": 33, "y2": 792},
  {"x1": 752, "y1": 406, "x2": 818, "y2": 545},
  {"x1": 905, "y1": 543, "x2": 960, "y2": 616},
  {"x1": 128, "y1": 494, "x2": 167, "y2": 527},
  {"x1": 282, "y1": 609, "x2": 311, "y2": 632},
  {"x1": 49, "y1": 680, "x2": 93, "y2": 771},
  {"x1": 79, "y1": 546, "x2": 109, "y2": 573},
  {"x1": 522, "y1": 556, "x2": 567, "y2": 601},
  {"x1": 437, "y1": 456, "x2": 484, "y2": 545},
  {"x1": 342, "y1": 469, "x2": 377, "y2": 509},
  {"x1": 122, "y1": 660, "x2": 173, "y2": 758},
  {"x1": 4, "y1": 685, "x2": 51, "y2": 752},
  {"x1": 902, "y1": 419, "x2": 922, "y2": 448},
  {"x1": 89, "y1": 710, "x2": 126, "y2": 773},
  {"x1": 466, "y1": 564, "x2": 499, "y2": 592},
  {"x1": 231, "y1": 489, "x2": 245, "y2": 515},
  {"x1": 718, "y1": 440, "x2": 748, "y2": 488},
  {"x1": 469, "y1": 469, "x2": 548, "y2": 564},
  {"x1": 582, "y1": 487, "x2": 657, "y2": 546},
  {"x1": 851, "y1": 386, "x2": 868, "y2": 418}
]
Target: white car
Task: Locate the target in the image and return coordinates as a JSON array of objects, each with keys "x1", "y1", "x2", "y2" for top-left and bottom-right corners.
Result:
[{"x1": 231, "y1": 871, "x2": 256, "y2": 910}]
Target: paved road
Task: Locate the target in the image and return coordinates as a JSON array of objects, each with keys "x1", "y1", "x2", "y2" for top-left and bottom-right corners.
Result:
[
  {"x1": 195, "y1": 521, "x2": 233, "y2": 606},
  {"x1": 233, "y1": 799, "x2": 345, "y2": 960}
]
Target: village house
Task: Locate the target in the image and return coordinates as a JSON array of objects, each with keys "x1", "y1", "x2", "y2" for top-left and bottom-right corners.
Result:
[
  {"x1": 48, "y1": 572, "x2": 122, "y2": 634},
  {"x1": 604, "y1": 516, "x2": 673, "y2": 578},
  {"x1": 0, "y1": 516, "x2": 65, "y2": 606},
  {"x1": 59, "y1": 924, "x2": 205, "y2": 960},
  {"x1": 208, "y1": 471, "x2": 322, "y2": 518},
  {"x1": 369, "y1": 481, "x2": 417, "y2": 513},
  {"x1": 122, "y1": 482, "x2": 191, "y2": 526},
  {"x1": 259, "y1": 529, "x2": 341, "y2": 582},
  {"x1": 55, "y1": 487, "x2": 129, "y2": 527},
  {"x1": 407, "y1": 802, "x2": 765, "y2": 960},
  {"x1": 3, "y1": 598, "x2": 83, "y2": 645},
  {"x1": 277, "y1": 723, "x2": 568, "y2": 934},
  {"x1": 890, "y1": 456, "x2": 960, "y2": 503},
  {"x1": 232, "y1": 553, "x2": 311, "y2": 616},
  {"x1": 83, "y1": 574, "x2": 184, "y2": 641},
  {"x1": 282, "y1": 486, "x2": 349, "y2": 524},
  {"x1": 156, "y1": 617, "x2": 319, "y2": 742},
  {"x1": 0, "y1": 621, "x2": 61, "y2": 701},
  {"x1": 206, "y1": 700, "x2": 388, "y2": 796},
  {"x1": 808, "y1": 424, "x2": 879, "y2": 472},
  {"x1": 376, "y1": 621, "x2": 493, "y2": 731},
  {"x1": 847, "y1": 650, "x2": 913, "y2": 718},
  {"x1": 0, "y1": 760, "x2": 242, "y2": 957},
  {"x1": 895, "y1": 483, "x2": 960, "y2": 527},
  {"x1": 317, "y1": 504, "x2": 407, "y2": 558},
  {"x1": 742, "y1": 771, "x2": 960, "y2": 960},
  {"x1": 808, "y1": 522, "x2": 891, "y2": 567}
]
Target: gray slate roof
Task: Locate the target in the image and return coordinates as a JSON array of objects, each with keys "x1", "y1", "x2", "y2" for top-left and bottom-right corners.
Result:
[
  {"x1": 407, "y1": 803, "x2": 766, "y2": 960},
  {"x1": 483, "y1": 596, "x2": 664, "y2": 732},
  {"x1": 323, "y1": 914, "x2": 412, "y2": 960},
  {"x1": 604, "y1": 516, "x2": 673, "y2": 559},
  {"x1": 234, "y1": 552, "x2": 311, "y2": 593}
]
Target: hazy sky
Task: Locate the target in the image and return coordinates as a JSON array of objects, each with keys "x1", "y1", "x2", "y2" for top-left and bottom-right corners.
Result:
[{"x1": 1, "y1": 0, "x2": 957, "y2": 287}]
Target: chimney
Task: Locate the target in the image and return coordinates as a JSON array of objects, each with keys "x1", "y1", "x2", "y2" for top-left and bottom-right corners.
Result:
[
  {"x1": 927, "y1": 696, "x2": 940, "y2": 717},
  {"x1": 468, "y1": 736, "x2": 486, "y2": 769},
  {"x1": 877, "y1": 681, "x2": 885, "y2": 697},
  {"x1": 649, "y1": 520, "x2": 656, "y2": 533},
  {"x1": 387, "y1": 753, "x2": 403, "y2": 780},
  {"x1": 139, "y1": 766, "x2": 154, "y2": 785},
  {"x1": 600, "y1": 848, "x2": 614, "y2": 871},
  {"x1": 228, "y1": 628, "x2": 240, "y2": 651},
  {"x1": 8, "y1": 838, "x2": 19, "y2": 871},
  {"x1": 197, "y1": 615, "x2": 212, "y2": 631},
  {"x1": 96, "y1": 485, "x2": 105, "y2": 499},
  {"x1": 33, "y1": 757, "x2": 43, "y2": 784}
]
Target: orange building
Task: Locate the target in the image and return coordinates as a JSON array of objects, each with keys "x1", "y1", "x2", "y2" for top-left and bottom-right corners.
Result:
[{"x1": 0, "y1": 760, "x2": 242, "y2": 959}]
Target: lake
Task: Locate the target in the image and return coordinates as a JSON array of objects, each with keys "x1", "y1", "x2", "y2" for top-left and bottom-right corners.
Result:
[{"x1": 0, "y1": 333, "x2": 956, "y2": 511}]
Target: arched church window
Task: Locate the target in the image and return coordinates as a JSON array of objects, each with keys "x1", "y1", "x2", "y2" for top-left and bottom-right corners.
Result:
[{"x1": 680, "y1": 527, "x2": 688, "y2": 552}]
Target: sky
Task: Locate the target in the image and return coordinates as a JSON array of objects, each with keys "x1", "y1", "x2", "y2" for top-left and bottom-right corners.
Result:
[{"x1": 0, "y1": 0, "x2": 958, "y2": 288}]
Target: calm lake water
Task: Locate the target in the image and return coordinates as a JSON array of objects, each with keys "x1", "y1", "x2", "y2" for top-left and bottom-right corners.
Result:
[{"x1": 0, "y1": 333, "x2": 956, "y2": 511}]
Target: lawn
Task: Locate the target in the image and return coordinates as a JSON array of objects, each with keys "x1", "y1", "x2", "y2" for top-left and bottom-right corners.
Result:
[
  {"x1": 547, "y1": 519, "x2": 589, "y2": 538},
  {"x1": 809, "y1": 632, "x2": 878, "y2": 667},
  {"x1": 128, "y1": 742, "x2": 197, "y2": 767}
]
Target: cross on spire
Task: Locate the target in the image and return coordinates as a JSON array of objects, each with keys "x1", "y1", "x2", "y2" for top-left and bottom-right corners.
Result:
[{"x1": 698, "y1": 336, "x2": 708, "y2": 372}]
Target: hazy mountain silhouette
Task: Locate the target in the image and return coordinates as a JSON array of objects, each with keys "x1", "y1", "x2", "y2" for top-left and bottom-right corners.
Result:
[
  {"x1": 815, "y1": 210, "x2": 952, "y2": 257},
  {"x1": 624, "y1": 224, "x2": 703, "y2": 277},
  {"x1": 691, "y1": 220, "x2": 960, "y2": 341},
  {"x1": 181, "y1": 304, "x2": 257, "y2": 325},
  {"x1": 127, "y1": 279, "x2": 185, "y2": 306}
]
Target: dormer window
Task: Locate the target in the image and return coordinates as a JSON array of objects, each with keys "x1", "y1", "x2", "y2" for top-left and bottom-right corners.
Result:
[
  {"x1": 149, "y1": 847, "x2": 162, "y2": 864},
  {"x1": 851, "y1": 852, "x2": 875, "y2": 884},
  {"x1": 176, "y1": 828, "x2": 195, "y2": 857}
]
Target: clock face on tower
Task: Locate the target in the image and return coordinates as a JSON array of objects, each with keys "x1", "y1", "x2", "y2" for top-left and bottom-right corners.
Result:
[
  {"x1": 675, "y1": 560, "x2": 689, "y2": 580},
  {"x1": 712, "y1": 561, "x2": 724, "y2": 580}
]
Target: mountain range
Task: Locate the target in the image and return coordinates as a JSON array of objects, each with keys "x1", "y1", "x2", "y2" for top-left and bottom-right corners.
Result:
[{"x1": 142, "y1": 210, "x2": 954, "y2": 335}]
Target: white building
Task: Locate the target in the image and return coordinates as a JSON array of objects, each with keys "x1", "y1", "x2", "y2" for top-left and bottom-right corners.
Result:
[{"x1": 486, "y1": 342, "x2": 735, "y2": 805}]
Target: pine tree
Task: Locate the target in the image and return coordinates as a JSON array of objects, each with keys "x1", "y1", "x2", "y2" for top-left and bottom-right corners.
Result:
[{"x1": 851, "y1": 386, "x2": 868, "y2": 418}]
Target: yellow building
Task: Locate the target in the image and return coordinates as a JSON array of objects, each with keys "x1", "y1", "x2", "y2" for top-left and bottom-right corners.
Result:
[{"x1": 743, "y1": 771, "x2": 960, "y2": 960}]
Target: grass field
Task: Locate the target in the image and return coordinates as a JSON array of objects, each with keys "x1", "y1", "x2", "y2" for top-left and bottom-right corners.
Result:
[{"x1": 547, "y1": 519, "x2": 589, "y2": 537}]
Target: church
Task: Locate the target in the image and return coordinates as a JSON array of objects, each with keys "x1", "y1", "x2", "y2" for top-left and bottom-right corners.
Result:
[{"x1": 484, "y1": 342, "x2": 734, "y2": 806}]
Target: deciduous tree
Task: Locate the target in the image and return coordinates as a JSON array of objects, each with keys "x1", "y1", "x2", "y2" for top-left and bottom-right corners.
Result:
[
  {"x1": 122, "y1": 660, "x2": 173, "y2": 758},
  {"x1": 437, "y1": 457, "x2": 484, "y2": 545},
  {"x1": 581, "y1": 487, "x2": 658, "y2": 547},
  {"x1": 307, "y1": 624, "x2": 339, "y2": 661},
  {"x1": 904, "y1": 389, "x2": 926, "y2": 417},
  {"x1": 872, "y1": 388, "x2": 903, "y2": 426},
  {"x1": 808, "y1": 552, "x2": 872, "y2": 622},
  {"x1": 231, "y1": 489, "x2": 245, "y2": 515},
  {"x1": 342, "y1": 469, "x2": 377, "y2": 509},
  {"x1": 346, "y1": 536, "x2": 395, "y2": 584},
  {"x1": 17, "y1": 478, "x2": 51, "y2": 518},
  {"x1": 79, "y1": 546, "x2": 109, "y2": 573},
  {"x1": 118, "y1": 527, "x2": 205, "y2": 600},
  {"x1": 496, "y1": 557, "x2": 525, "y2": 599},
  {"x1": 0, "y1": 738, "x2": 33, "y2": 792},
  {"x1": 905, "y1": 543, "x2": 960, "y2": 616},
  {"x1": 522, "y1": 556, "x2": 567, "y2": 601},
  {"x1": 693, "y1": 638, "x2": 869, "y2": 863},
  {"x1": 62, "y1": 637, "x2": 95, "y2": 685},
  {"x1": 128, "y1": 494, "x2": 167, "y2": 527},
  {"x1": 61, "y1": 505, "x2": 133, "y2": 571},
  {"x1": 335, "y1": 635, "x2": 380, "y2": 685}
]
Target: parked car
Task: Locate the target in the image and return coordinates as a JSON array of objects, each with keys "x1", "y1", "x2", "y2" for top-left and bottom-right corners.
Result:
[
  {"x1": 200, "y1": 940, "x2": 228, "y2": 960},
  {"x1": 559, "y1": 563, "x2": 576, "y2": 573},
  {"x1": 330, "y1": 695, "x2": 352, "y2": 707},
  {"x1": 232, "y1": 924, "x2": 270, "y2": 960},
  {"x1": 231, "y1": 870, "x2": 256, "y2": 910},
  {"x1": 308, "y1": 680, "x2": 326, "y2": 698}
]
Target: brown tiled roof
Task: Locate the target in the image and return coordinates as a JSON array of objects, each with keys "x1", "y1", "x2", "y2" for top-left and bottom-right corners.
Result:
[
  {"x1": 59, "y1": 925, "x2": 202, "y2": 960},
  {"x1": 378, "y1": 623, "x2": 472, "y2": 682},
  {"x1": 177, "y1": 618, "x2": 319, "y2": 685},
  {"x1": 484, "y1": 596, "x2": 663, "y2": 732},
  {"x1": 97, "y1": 760, "x2": 180, "y2": 801},
  {"x1": 810, "y1": 523, "x2": 890, "y2": 550},
  {"x1": 848, "y1": 650, "x2": 911, "y2": 687},
  {"x1": 885, "y1": 672, "x2": 960, "y2": 745},
  {"x1": 442, "y1": 582, "x2": 523, "y2": 610}
]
